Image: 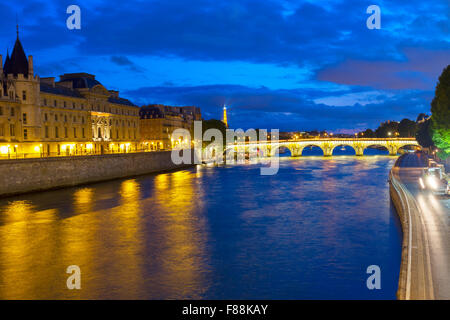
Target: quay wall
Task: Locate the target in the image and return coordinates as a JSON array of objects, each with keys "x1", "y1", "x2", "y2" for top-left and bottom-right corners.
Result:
[
  {"x1": 0, "y1": 150, "x2": 194, "y2": 197},
  {"x1": 389, "y1": 168, "x2": 435, "y2": 300}
]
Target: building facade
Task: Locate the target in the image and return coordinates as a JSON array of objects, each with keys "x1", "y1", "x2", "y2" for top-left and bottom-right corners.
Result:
[
  {"x1": 0, "y1": 33, "x2": 140, "y2": 158},
  {"x1": 140, "y1": 104, "x2": 201, "y2": 150}
]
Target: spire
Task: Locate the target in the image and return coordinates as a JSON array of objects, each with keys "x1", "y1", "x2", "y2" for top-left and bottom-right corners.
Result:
[
  {"x1": 16, "y1": 14, "x2": 19, "y2": 39},
  {"x1": 222, "y1": 105, "x2": 228, "y2": 128},
  {"x1": 5, "y1": 25, "x2": 29, "y2": 76},
  {"x1": 4, "y1": 49, "x2": 11, "y2": 74}
]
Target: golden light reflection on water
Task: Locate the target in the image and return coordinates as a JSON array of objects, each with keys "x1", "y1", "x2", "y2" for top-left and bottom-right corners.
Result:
[
  {"x1": 0, "y1": 201, "x2": 58, "y2": 299},
  {"x1": 0, "y1": 171, "x2": 209, "y2": 299},
  {"x1": 153, "y1": 171, "x2": 210, "y2": 299}
]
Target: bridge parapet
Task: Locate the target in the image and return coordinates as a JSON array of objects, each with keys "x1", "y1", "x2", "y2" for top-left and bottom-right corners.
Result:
[{"x1": 226, "y1": 138, "x2": 419, "y2": 157}]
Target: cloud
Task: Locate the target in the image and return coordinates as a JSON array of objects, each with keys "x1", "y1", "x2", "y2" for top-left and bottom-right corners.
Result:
[
  {"x1": 110, "y1": 55, "x2": 144, "y2": 73},
  {"x1": 124, "y1": 83, "x2": 432, "y2": 131},
  {"x1": 0, "y1": 0, "x2": 446, "y2": 131},
  {"x1": 317, "y1": 48, "x2": 450, "y2": 90}
]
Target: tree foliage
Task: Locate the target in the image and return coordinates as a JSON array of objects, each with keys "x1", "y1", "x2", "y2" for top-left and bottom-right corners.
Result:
[
  {"x1": 431, "y1": 65, "x2": 450, "y2": 159},
  {"x1": 375, "y1": 121, "x2": 399, "y2": 138},
  {"x1": 416, "y1": 118, "x2": 434, "y2": 148},
  {"x1": 398, "y1": 118, "x2": 417, "y2": 137}
]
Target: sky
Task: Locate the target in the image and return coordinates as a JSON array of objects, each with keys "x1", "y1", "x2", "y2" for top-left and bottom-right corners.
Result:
[{"x1": 0, "y1": 0, "x2": 449, "y2": 132}]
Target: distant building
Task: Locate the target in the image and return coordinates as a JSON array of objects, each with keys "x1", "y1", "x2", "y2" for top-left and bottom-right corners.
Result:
[
  {"x1": 139, "y1": 104, "x2": 201, "y2": 150},
  {"x1": 0, "y1": 29, "x2": 140, "y2": 157}
]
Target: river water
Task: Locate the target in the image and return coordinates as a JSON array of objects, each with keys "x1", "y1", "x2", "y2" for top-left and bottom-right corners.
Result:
[{"x1": 0, "y1": 151, "x2": 402, "y2": 299}]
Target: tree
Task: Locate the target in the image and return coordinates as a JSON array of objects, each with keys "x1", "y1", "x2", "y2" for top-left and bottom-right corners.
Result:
[
  {"x1": 398, "y1": 118, "x2": 417, "y2": 137},
  {"x1": 191, "y1": 119, "x2": 227, "y2": 148},
  {"x1": 362, "y1": 128, "x2": 376, "y2": 138},
  {"x1": 431, "y1": 65, "x2": 450, "y2": 159},
  {"x1": 375, "y1": 121, "x2": 399, "y2": 138},
  {"x1": 416, "y1": 118, "x2": 434, "y2": 148}
]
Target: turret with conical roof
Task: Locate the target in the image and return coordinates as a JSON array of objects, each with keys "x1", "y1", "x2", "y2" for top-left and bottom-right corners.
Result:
[
  {"x1": 3, "y1": 50, "x2": 11, "y2": 75},
  {"x1": 5, "y1": 25, "x2": 29, "y2": 77}
]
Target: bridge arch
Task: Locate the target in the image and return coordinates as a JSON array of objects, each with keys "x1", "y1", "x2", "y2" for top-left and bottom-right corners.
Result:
[
  {"x1": 269, "y1": 144, "x2": 295, "y2": 157},
  {"x1": 301, "y1": 144, "x2": 324, "y2": 156},
  {"x1": 331, "y1": 144, "x2": 356, "y2": 156},
  {"x1": 398, "y1": 144, "x2": 421, "y2": 153},
  {"x1": 363, "y1": 144, "x2": 389, "y2": 156}
]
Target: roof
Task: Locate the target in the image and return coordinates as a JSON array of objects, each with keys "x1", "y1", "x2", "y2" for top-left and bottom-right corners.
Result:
[
  {"x1": 40, "y1": 82, "x2": 83, "y2": 98},
  {"x1": 108, "y1": 96, "x2": 137, "y2": 107},
  {"x1": 59, "y1": 75, "x2": 102, "y2": 89},
  {"x1": 4, "y1": 37, "x2": 29, "y2": 76}
]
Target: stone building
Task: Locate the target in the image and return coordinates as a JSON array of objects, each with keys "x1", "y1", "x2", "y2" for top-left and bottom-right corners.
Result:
[
  {"x1": 139, "y1": 104, "x2": 201, "y2": 150},
  {"x1": 0, "y1": 31, "x2": 140, "y2": 157}
]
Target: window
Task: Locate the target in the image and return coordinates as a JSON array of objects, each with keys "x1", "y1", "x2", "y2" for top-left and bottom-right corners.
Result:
[
  {"x1": 73, "y1": 102, "x2": 76, "y2": 109},
  {"x1": 0, "y1": 125, "x2": 4, "y2": 136},
  {"x1": 22, "y1": 91, "x2": 26, "y2": 101},
  {"x1": 55, "y1": 126, "x2": 59, "y2": 138},
  {"x1": 23, "y1": 129, "x2": 28, "y2": 140},
  {"x1": 44, "y1": 99, "x2": 47, "y2": 106},
  {"x1": 10, "y1": 124, "x2": 15, "y2": 136},
  {"x1": 82, "y1": 128, "x2": 85, "y2": 138},
  {"x1": 73, "y1": 127, "x2": 77, "y2": 138},
  {"x1": 55, "y1": 114, "x2": 58, "y2": 121},
  {"x1": 0, "y1": 107, "x2": 3, "y2": 115},
  {"x1": 64, "y1": 101, "x2": 66, "y2": 108},
  {"x1": 10, "y1": 107, "x2": 15, "y2": 117},
  {"x1": 23, "y1": 113, "x2": 27, "y2": 124},
  {"x1": 64, "y1": 115, "x2": 67, "y2": 122},
  {"x1": 81, "y1": 116, "x2": 85, "y2": 124},
  {"x1": 45, "y1": 126, "x2": 49, "y2": 138},
  {"x1": 64, "y1": 127, "x2": 68, "y2": 138},
  {"x1": 54, "y1": 100, "x2": 57, "y2": 107},
  {"x1": 44, "y1": 113, "x2": 48, "y2": 121}
]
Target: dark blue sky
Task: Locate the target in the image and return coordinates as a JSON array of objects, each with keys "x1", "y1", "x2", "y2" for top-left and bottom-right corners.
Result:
[{"x1": 1, "y1": 0, "x2": 449, "y2": 132}]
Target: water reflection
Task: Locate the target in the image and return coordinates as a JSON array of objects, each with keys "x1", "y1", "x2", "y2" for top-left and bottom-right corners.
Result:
[{"x1": 0, "y1": 155, "x2": 401, "y2": 299}]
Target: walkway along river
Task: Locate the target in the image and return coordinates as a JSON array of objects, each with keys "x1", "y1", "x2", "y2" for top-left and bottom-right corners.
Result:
[{"x1": 0, "y1": 152, "x2": 402, "y2": 299}]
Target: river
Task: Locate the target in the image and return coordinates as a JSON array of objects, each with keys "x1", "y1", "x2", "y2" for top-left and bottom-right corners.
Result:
[{"x1": 0, "y1": 151, "x2": 402, "y2": 299}]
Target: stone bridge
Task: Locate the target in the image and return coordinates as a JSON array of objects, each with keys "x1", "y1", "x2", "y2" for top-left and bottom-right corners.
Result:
[{"x1": 226, "y1": 138, "x2": 420, "y2": 157}]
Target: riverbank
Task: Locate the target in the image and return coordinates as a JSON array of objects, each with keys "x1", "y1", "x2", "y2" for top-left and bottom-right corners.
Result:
[
  {"x1": 389, "y1": 169, "x2": 433, "y2": 299},
  {"x1": 0, "y1": 150, "x2": 194, "y2": 197}
]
